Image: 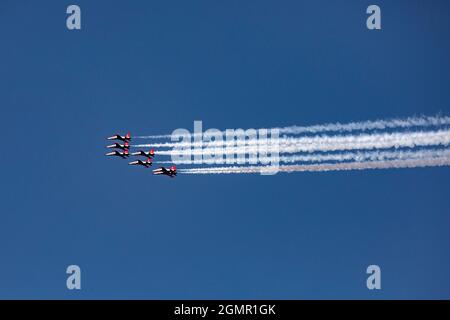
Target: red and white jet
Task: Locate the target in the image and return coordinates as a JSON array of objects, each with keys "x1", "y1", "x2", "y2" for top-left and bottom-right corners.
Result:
[
  {"x1": 153, "y1": 166, "x2": 177, "y2": 177},
  {"x1": 107, "y1": 141, "x2": 130, "y2": 150},
  {"x1": 105, "y1": 149, "x2": 129, "y2": 158},
  {"x1": 107, "y1": 132, "x2": 131, "y2": 142},
  {"x1": 131, "y1": 148, "x2": 155, "y2": 159},
  {"x1": 129, "y1": 158, "x2": 153, "y2": 168}
]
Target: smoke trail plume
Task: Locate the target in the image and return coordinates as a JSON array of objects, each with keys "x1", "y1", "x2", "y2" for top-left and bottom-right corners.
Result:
[
  {"x1": 179, "y1": 157, "x2": 450, "y2": 175},
  {"x1": 155, "y1": 148, "x2": 450, "y2": 165},
  {"x1": 141, "y1": 129, "x2": 450, "y2": 156},
  {"x1": 135, "y1": 115, "x2": 450, "y2": 139}
]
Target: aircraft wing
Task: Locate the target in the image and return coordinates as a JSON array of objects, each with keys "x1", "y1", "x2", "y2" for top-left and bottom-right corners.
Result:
[
  {"x1": 131, "y1": 151, "x2": 143, "y2": 156},
  {"x1": 152, "y1": 167, "x2": 166, "y2": 175}
]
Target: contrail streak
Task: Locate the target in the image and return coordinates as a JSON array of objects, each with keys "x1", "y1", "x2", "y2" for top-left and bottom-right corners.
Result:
[
  {"x1": 155, "y1": 148, "x2": 450, "y2": 165},
  {"x1": 279, "y1": 115, "x2": 450, "y2": 135},
  {"x1": 179, "y1": 157, "x2": 450, "y2": 175},
  {"x1": 134, "y1": 115, "x2": 450, "y2": 139},
  {"x1": 133, "y1": 128, "x2": 450, "y2": 149},
  {"x1": 142, "y1": 129, "x2": 450, "y2": 156}
]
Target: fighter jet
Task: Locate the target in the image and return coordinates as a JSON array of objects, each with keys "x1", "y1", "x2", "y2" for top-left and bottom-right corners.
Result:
[
  {"x1": 129, "y1": 158, "x2": 153, "y2": 168},
  {"x1": 106, "y1": 141, "x2": 130, "y2": 150},
  {"x1": 131, "y1": 148, "x2": 155, "y2": 159},
  {"x1": 107, "y1": 132, "x2": 131, "y2": 142},
  {"x1": 105, "y1": 149, "x2": 129, "y2": 158},
  {"x1": 153, "y1": 166, "x2": 177, "y2": 177}
]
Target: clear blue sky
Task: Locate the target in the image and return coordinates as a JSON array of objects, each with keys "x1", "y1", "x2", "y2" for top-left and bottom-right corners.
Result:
[{"x1": 1, "y1": 0, "x2": 449, "y2": 299}]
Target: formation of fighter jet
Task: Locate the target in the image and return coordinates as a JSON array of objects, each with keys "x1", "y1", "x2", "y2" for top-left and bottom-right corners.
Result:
[
  {"x1": 107, "y1": 141, "x2": 130, "y2": 150},
  {"x1": 152, "y1": 166, "x2": 177, "y2": 178},
  {"x1": 105, "y1": 133, "x2": 177, "y2": 177},
  {"x1": 131, "y1": 148, "x2": 155, "y2": 158},
  {"x1": 106, "y1": 149, "x2": 129, "y2": 158},
  {"x1": 107, "y1": 132, "x2": 131, "y2": 142},
  {"x1": 129, "y1": 158, "x2": 153, "y2": 168}
]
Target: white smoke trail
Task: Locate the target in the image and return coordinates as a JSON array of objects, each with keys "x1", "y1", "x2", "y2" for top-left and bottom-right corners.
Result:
[
  {"x1": 155, "y1": 148, "x2": 450, "y2": 165},
  {"x1": 145, "y1": 129, "x2": 450, "y2": 156},
  {"x1": 133, "y1": 128, "x2": 450, "y2": 150},
  {"x1": 179, "y1": 157, "x2": 450, "y2": 175},
  {"x1": 134, "y1": 115, "x2": 450, "y2": 139},
  {"x1": 280, "y1": 115, "x2": 450, "y2": 135}
]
